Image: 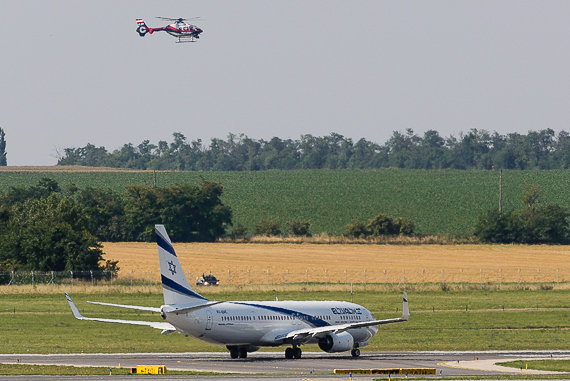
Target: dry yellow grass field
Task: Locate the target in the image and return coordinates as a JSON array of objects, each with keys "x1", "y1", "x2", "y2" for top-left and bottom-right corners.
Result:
[{"x1": 102, "y1": 242, "x2": 570, "y2": 285}]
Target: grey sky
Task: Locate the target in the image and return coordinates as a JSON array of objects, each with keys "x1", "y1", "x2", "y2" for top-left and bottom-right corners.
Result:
[{"x1": 1, "y1": 1, "x2": 569, "y2": 166}]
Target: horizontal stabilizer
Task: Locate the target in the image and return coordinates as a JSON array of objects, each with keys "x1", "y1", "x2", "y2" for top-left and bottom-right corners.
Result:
[
  {"x1": 162, "y1": 301, "x2": 225, "y2": 315},
  {"x1": 87, "y1": 300, "x2": 161, "y2": 313},
  {"x1": 65, "y1": 293, "x2": 175, "y2": 331}
]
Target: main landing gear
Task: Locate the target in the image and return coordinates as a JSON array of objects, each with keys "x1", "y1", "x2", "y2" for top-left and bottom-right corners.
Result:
[
  {"x1": 284, "y1": 346, "x2": 302, "y2": 359},
  {"x1": 227, "y1": 346, "x2": 248, "y2": 359}
]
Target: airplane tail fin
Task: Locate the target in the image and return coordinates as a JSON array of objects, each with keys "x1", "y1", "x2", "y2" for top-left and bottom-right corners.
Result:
[
  {"x1": 155, "y1": 224, "x2": 209, "y2": 306},
  {"x1": 136, "y1": 19, "x2": 152, "y2": 36}
]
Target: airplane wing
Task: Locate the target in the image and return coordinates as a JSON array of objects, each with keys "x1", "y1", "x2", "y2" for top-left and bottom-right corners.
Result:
[
  {"x1": 65, "y1": 292, "x2": 175, "y2": 332},
  {"x1": 285, "y1": 292, "x2": 409, "y2": 343}
]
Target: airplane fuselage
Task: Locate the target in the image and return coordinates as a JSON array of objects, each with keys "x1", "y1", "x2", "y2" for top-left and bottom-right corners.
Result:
[{"x1": 164, "y1": 300, "x2": 377, "y2": 347}]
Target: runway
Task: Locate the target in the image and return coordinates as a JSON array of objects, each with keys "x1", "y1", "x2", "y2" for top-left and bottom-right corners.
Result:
[{"x1": 1, "y1": 350, "x2": 569, "y2": 380}]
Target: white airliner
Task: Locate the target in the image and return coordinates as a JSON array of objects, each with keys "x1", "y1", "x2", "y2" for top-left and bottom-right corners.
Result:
[{"x1": 65, "y1": 224, "x2": 409, "y2": 359}]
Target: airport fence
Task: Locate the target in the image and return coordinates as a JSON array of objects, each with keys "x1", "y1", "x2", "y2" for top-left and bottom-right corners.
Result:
[
  {"x1": 0, "y1": 267, "x2": 567, "y2": 286},
  {"x1": 0, "y1": 271, "x2": 114, "y2": 286}
]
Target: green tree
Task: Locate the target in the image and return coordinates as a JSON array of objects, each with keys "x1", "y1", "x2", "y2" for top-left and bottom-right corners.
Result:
[
  {"x1": 123, "y1": 181, "x2": 232, "y2": 242},
  {"x1": 0, "y1": 194, "x2": 103, "y2": 271},
  {"x1": 0, "y1": 127, "x2": 6, "y2": 166},
  {"x1": 2, "y1": 177, "x2": 61, "y2": 207},
  {"x1": 418, "y1": 130, "x2": 445, "y2": 169},
  {"x1": 77, "y1": 187, "x2": 126, "y2": 241},
  {"x1": 160, "y1": 181, "x2": 232, "y2": 242},
  {"x1": 553, "y1": 131, "x2": 570, "y2": 168},
  {"x1": 123, "y1": 185, "x2": 161, "y2": 241}
]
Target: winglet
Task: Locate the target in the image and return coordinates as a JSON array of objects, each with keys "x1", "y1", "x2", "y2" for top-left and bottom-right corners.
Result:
[
  {"x1": 65, "y1": 292, "x2": 85, "y2": 320},
  {"x1": 402, "y1": 292, "x2": 409, "y2": 320}
]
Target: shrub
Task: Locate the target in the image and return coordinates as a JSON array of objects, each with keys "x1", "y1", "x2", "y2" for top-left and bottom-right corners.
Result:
[
  {"x1": 254, "y1": 219, "x2": 281, "y2": 236},
  {"x1": 344, "y1": 221, "x2": 369, "y2": 238},
  {"x1": 474, "y1": 186, "x2": 569, "y2": 244},
  {"x1": 287, "y1": 221, "x2": 311, "y2": 237},
  {"x1": 367, "y1": 214, "x2": 397, "y2": 235},
  {"x1": 230, "y1": 224, "x2": 248, "y2": 239},
  {"x1": 393, "y1": 217, "x2": 415, "y2": 236}
]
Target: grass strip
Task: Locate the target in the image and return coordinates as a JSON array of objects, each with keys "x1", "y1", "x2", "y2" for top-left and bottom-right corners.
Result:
[
  {"x1": 498, "y1": 360, "x2": 570, "y2": 372},
  {"x1": 0, "y1": 363, "x2": 228, "y2": 376},
  {"x1": 1, "y1": 289, "x2": 568, "y2": 353},
  {"x1": 374, "y1": 376, "x2": 570, "y2": 381}
]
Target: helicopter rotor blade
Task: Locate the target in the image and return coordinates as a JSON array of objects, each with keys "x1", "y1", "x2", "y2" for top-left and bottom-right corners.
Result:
[{"x1": 156, "y1": 16, "x2": 202, "y2": 22}]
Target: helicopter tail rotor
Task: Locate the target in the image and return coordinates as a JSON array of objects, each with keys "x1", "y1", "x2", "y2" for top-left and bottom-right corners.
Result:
[{"x1": 136, "y1": 18, "x2": 152, "y2": 37}]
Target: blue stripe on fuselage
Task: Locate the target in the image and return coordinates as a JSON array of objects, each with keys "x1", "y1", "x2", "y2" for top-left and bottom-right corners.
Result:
[
  {"x1": 231, "y1": 302, "x2": 330, "y2": 327},
  {"x1": 161, "y1": 275, "x2": 208, "y2": 301}
]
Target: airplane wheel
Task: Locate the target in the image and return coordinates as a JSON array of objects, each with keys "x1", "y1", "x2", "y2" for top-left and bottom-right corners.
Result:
[
  {"x1": 238, "y1": 347, "x2": 248, "y2": 358},
  {"x1": 293, "y1": 347, "x2": 302, "y2": 359},
  {"x1": 285, "y1": 347, "x2": 293, "y2": 359},
  {"x1": 229, "y1": 348, "x2": 239, "y2": 359},
  {"x1": 351, "y1": 348, "x2": 360, "y2": 358}
]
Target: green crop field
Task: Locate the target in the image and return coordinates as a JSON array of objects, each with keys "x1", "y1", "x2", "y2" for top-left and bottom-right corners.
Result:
[
  {"x1": 0, "y1": 169, "x2": 569, "y2": 235},
  {"x1": 0, "y1": 288, "x2": 568, "y2": 353}
]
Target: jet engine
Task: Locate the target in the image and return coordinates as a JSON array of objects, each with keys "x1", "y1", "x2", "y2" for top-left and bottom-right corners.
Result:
[{"x1": 318, "y1": 332, "x2": 354, "y2": 353}]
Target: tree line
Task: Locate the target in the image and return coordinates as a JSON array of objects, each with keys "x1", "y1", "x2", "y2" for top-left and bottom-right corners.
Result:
[
  {"x1": 57, "y1": 129, "x2": 570, "y2": 170},
  {"x1": 474, "y1": 186, "x2": 570, "y2": 244},
  {"x1": 0, "y1": 178, "x2": 232, "y2": 273}
]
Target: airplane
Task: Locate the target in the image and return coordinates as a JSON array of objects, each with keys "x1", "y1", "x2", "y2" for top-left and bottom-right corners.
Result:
[
  {"x1": 65, "y1": 224, "x2": 409, "y2": 359},
  {"x1": 136, "y1": 17, "x2": 203, "y2": 43}
]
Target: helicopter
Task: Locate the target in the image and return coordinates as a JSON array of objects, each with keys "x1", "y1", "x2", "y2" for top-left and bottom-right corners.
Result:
[{"x1": 136, "y1": 17, "x2": 203, "y2": 43}]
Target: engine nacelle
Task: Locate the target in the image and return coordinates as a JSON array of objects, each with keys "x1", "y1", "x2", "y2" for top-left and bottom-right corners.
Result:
[
  {"x1": 318, "y1": 332, "x2": 354, "y2": 353},
  {"x1": 244, "y1": 345, "x2": 260, "y2": 353}
]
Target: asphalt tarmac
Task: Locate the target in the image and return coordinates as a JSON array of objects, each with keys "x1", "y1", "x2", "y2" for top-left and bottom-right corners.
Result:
[{"x1": 1, "y1": 350, "x2": 569, "y2": 380}]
